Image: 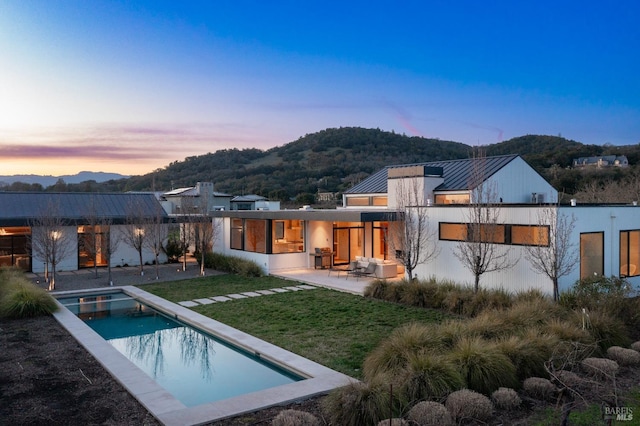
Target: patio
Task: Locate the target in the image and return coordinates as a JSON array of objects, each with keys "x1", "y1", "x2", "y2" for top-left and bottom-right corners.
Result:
[{"x1": 271, "y1": 267, "x2": 402, "y2": 295}]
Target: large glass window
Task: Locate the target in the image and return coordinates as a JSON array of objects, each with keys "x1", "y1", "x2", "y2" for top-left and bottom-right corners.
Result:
[
  {"x1": 434, "y1": 194, "x2": 470, "y2": 204},
  {"x1": 580, "y1": 232, "x2": 604, "y2": 279},
  {"x1": 272, "y1": 220, "x2": 305, "y2": 253},
  {"x1": 511, "y1": 225, "x2": 550, "y2": 246},
  {"x1": 373, "y1": 221, "x2": 388, "y2": 259},
  {"x1": 230, "y1": 219, "x2": 243, "y2": 250},
  {"x1": 78, "y1": 225, "x2": 108, "y2": 268},
  {"x1": 345, "y1": 196, "x2": 370, "y2": 207},
  {"x1": 244, "y1": 219, "x2": 267, "y2": 253},
  {"x1": 372, "y1": 196, "x2": 388, "y2": 206},
  {"x1": 620, "y1": 230, "x2": 640, "y2": 277},
  {"x1": 0, "y1": 227, "x2": 31, "y2": 271},
  {"x1": 439, "y1": 223, "x2": 467, "y2": 241}
]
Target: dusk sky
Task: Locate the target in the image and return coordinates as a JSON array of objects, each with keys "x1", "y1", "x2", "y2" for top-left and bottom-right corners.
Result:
[{"x1": 1, "y1": 1, "x2": 639, "y2": 177}]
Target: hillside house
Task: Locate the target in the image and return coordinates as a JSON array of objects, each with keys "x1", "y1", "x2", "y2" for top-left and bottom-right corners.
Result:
[
  {"x1": 212, "y1": 154, "x2": 640, "y2": 295},
  {"x1": 573, "y1": 155, "x2": 629, "y2": 168},
  {"x1": 161, "y1": 182, "x2": 232, "y2": 213},
  {"x1": 0, "y1": 192, "x2": 170, "y2": 273}
]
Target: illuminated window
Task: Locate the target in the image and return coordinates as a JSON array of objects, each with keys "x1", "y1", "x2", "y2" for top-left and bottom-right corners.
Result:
[
  {"x1": 372, "y1": 196, "x2": 388, "y2": 206},
  {"x1": 511, "y1": 225, "x2": 549, "y2": 246},
  {"x1": 434, "y1": 194, "x2": 470, "y2": 204},
  {"x1": 439, "y1": 223, "x2": 468, "y2": 241},
  {"x1": 272, "y1": 220, "x2": 305, "y2": 254},
  {"x1": 346, "y1": 196, "x2": 370, "y2": 206},
  {"x1": 77, "y1": 225, "x2": 108, "y2": 268},
  {"x1": 620, "y1": 230, "x2": 640, "y2": 277},
  {"x1": 580, "y1": 232, "x2": 604, "y2": 279},
  {"x1": 244, "y1": 219, "x2": 267, "y2": 253}
]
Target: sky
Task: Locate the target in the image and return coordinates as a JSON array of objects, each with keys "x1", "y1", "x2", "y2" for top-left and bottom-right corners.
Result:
[{"x1": 1, "y1": 1, "x2": 639, "y2": 177}]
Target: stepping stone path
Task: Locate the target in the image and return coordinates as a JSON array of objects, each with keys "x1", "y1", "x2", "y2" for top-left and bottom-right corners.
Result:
[{"x1": 177, "y1": 284, "x2": 317, "y2": 307}]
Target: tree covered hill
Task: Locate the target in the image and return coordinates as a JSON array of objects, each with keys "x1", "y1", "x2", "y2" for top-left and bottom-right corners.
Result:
[{"x1": 4, "y1": 127, "x2": 640, "y2": 201}]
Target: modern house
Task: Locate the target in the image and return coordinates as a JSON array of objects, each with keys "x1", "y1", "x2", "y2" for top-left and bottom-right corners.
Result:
[
  {"x1": 573, "y1": 155, "x2": 629, "y2": 168},
  {"x1": 161, "y1": 182, "x2": 232, "y2": 213},
  {"x1": 230, "y1": 194, "x2": 280, "y2": 211},
  {"x1": 0, "y1": 192, "x2": 170, "y2": 273},
  {"x1": 212, "y1": 154, "x2": 640, "y2": 295}
]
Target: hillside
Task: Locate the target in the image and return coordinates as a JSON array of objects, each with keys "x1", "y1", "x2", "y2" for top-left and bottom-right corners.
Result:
[{"x1": 5, "y1": 128, "x2": 640, "y2": 200}]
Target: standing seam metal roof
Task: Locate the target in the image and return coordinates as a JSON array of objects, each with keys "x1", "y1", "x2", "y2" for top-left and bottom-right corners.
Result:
[
  {"x1": 344, "y1": 154, "x2": 519, "y2": 194},
  {"x1": 0, "y1": 192, "x2": 167, "y2": 226}
]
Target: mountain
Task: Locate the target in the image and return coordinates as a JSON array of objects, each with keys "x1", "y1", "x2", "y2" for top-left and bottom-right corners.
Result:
[
  {"x1": 0, "y1": 172, "x2": 129, "y2": 188},
  {"x1": 4, "y1": 128, "x2": 640, "y2": 200}
]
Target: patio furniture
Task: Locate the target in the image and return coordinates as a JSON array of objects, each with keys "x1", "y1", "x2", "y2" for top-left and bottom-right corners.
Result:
[{"x1": 347, "y1": 261, "x2": 376, "y2": 280}]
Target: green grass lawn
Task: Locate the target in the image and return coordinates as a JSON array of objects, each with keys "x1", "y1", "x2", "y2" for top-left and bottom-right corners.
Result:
[{"x1": 140, "y1": 275, "x2": 446, "y2": 379}]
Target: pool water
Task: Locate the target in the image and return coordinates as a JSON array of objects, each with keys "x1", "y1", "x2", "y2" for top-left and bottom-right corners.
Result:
[{"x1": 58, "y1": 292, "x2": 301, "y2": 407}]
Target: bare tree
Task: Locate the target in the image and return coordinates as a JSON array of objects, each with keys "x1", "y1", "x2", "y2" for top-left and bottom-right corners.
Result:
[
  {"x1": 144, "y1": 207, "x2": 168, "y2": 280},
  {"x1": 29, "y1": 200, "x2": 74, "y2": 290},
  {"x1": 388, "y1": 174, "x2": 439, "y2": 280},
  {"x1": 525, "y1": 206, "x2": 579, "y2": 301},
  {"x1": 454, "y1": 154, "x2": 518, "y2": 292},
  {"x1": 103, "y1": 219, "x2": 121, "y2": 286},
  {"x1": 122, "y1": 200, "x2": 149, "y2": 276}
]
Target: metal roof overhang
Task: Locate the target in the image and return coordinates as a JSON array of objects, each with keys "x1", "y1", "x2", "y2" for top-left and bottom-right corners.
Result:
[{"x1": 209, "y1": 209, "x2": 403, "y2": 222}]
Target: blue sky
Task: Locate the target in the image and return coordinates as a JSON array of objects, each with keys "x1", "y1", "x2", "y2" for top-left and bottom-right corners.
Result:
[{"x1": 1, "y1": 0, "x2": 639, "y2": 176}]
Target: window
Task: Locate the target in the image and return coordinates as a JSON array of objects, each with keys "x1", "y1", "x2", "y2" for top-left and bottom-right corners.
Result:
[
  {"x1": 230, "y1": 218, "x2": 243, "y2": 250},
  {"x1": 373, "y1": 221, "x2": 388, "y2": 259},
  {"x1": 440, "y1": 223, "x2": 467, "y2": 241},
  {"x1": 346, "y1": 196, "x2": 370, "y2": 207},
  {"x1": 580, "y1": 232, "x2": 604, "y2": 279},
  {"x1": 272, "y1": 220, "x2": 305, "y2": 254},
  {"x1": 620, "y1": 230, "x2": 640, "y2": 277},
  {"x1": 434, "y1": 194, "x2": 470, "y2": 204},
  {"x1": 468, "y1": 223, "x2": 506, "y2": 244},
  {"x1": 244, "y1": 219, "x2": 267, "y2": 253},
  {"x1": 511, "y1": 225, "x2": 550, "y2": 246},
  {"x1": 77, "y1": 225, "x2": 108, "y2": 268},
  {"x1": 372, "y1": 196, "x2": 388, "y2": 206}
]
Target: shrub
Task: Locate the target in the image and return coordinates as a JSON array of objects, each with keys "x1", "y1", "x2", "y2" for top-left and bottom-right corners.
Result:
[
  {"x1": 399, "y1": 279, "x2": 441, "y2": 308},
  {"x1": 376, "y1": 419, "x2": 406, "y2": 426},
  {"x1": 491, "y1": 387, "x2": 522, "y2": 410},
  {"x1": 272, "y1": 409, "x2": 320, "y2": 426},
  {"x1": 0, "y1": 282, "x2": 59, "y2": 318},
  {"x1": 543, "y1": 318, "x2": 593, "y2": 344},
  {"x1": 606, "y1": 346, "x2": 640, "y2": 366},
  {"x1": 363, "y1": 323, "x2": 440, "y2": 380},
  {"x1": 447, "y1": 336, "x2": 519, "y2": 394},
  {"x1": 580, "y1": 357, "x2": 619, "y2": 379},
  {"x1": 322, "y1": 377, "x2": 401, "y2": 426},
  {"x1": 631, "y1": 341, "x2": 640, "y2": 352},
  {"x1": 445, "y1": 389, "x2": 493, "y2": 422},
  {"x1": 580, "y1": 309, "x2": 632, "y2": 351},
  {"x1": 406, "y1": 401, "x2": 453, "y2": 426},
  {"x1": 522, "y1": 377, "x2": 557, "y2": 401},
  {"x1": 463, "y1": 287, "x2": 512, "y2": 316},
  {"x1": 552, "y1": 370, "x2": 583, "y2": 388},
  {"x1": 513, "y1": 288, "x2": 548, "y2": 303},
  {"x1": 496, "y1": 335, "x2": 549, "y2": 380},
  {"x1": 396, "y1": 352, "x2": 464, "y2": 402},
  {"x1": 201, "y1": 252, "x2": 264, "y2": 277}
]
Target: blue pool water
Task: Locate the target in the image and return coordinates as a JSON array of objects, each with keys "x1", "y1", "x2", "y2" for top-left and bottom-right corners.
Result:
[{"x1": 58, "y1": 292, "x2": 301, "y2": 407}]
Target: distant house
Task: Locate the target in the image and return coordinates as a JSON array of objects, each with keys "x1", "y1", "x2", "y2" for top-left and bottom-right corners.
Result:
[
  {"x1": 0, "y1": 192, "x2": 169, "y2": 273},
  {"x1": 316, "y1": 191, "x2": 337, "y2": 203},
  {"x1": 573, "y1": 155, "x2": 629, "y2": 168},
  {"x1": 230, "y1": 194, "x2": 280, "y2": 211},
  {"x1": 211, "y1": 154, "x2": 640, "y2": 296},
  {"x1": 161, "y1": 182, "x2": 232, "y2": 213}
]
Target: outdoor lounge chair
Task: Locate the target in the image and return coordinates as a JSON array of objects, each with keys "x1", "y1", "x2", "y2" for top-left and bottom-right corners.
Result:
[{"x1": 347, "y1": 261, "x2": 377, "y2": 280}]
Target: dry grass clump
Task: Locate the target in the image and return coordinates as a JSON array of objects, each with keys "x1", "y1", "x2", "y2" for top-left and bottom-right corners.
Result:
[
  {"x1": 363, "y1": 322, "x2": 441, "y2": 380},
  {"x1": 447, "y1": 336, "x2": 519, "y2": 394},
  {"x1": 543, "y1": 318, "x2": 592, "y2": 344},
  {"x1": 552, "y1": 370, "x2": 583, "y2": 388},
  {"x1": 491, "y1": 387, "x2": 522, "y2": 410},
  {"x1": 496, "y1": 334, "x2": 550, "y2": 380},
  {"x1": 395, "y1": 351, "x2": 464, "y2": 402},
  {"x1": 522, "y1": 377, "x2": 557, "y2": 401},
  {"x1": 445, "y1": 389, "x2": 493, "y2": 422},
  {"x1": 631, "y1": 341, "x2": 640, "y2": 352},
  {"x1": 271, "y1": 409, "x2": 320, "y2": 426},
  {"x1": 580, "y1": 309, "x2": 632, "y2": 351},
  {"x1": 376, "y1": 419, "x2": 407, "y2": 426},
  {"x1": 606, "y1": 346, "x2": 640, "y2": 366},
  {"x1": 0, "y1": 268, "x2": 59, "y2": 318},
  {"x1": 580, "y1": 357, "x2": 619, "y2": 379},
  {"x1": 406, "y1": 401, "x2": 453, "y2": 426},
  {"x1": 322, "y1": 377, "x2": 400, "y2": 426}
]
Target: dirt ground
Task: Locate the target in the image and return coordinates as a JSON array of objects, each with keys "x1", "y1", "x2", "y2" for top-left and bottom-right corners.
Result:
[{"x1": 1, "y1": 314, "x2": 639, "y2": 425}]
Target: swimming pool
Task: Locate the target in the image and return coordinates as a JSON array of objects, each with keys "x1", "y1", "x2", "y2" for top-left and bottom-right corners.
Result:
[
  {"x1": 53, "y1": 286, "x2": 352, "y2": 425},
  {"x1": 58, "y1": 292, "x2": 301, "y2": 407}
]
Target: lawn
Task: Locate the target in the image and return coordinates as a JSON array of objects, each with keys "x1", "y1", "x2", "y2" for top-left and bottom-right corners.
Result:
[{"x1": 140, "y1": 275, "x2": 446, "y2": 378}]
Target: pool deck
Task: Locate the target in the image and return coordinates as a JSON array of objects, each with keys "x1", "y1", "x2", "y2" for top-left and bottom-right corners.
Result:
[{"x1": 53, "y1": 285, "x2": 355, "y2": 426}]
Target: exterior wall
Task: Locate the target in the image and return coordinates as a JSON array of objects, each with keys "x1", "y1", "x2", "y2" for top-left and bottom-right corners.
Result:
[
  {"x1": 30, "y1": 224, "x2": 167, "y2": 273},
  {"x1": 409, "y1": 204, "x2": 640, "y2": 295},
  {"x1": 485, "y1": 157, "x2": 558, "y2": 204},
  {"x1": 387, "y1": 176, "x2": 444, "y2": 209}
]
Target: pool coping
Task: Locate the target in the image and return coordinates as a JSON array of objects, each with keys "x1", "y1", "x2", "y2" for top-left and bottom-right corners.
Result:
[{"x1": 53, "y1": 286, "x2": 355, "y2": 426}]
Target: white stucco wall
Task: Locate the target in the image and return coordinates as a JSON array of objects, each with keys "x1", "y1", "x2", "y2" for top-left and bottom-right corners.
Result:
[{"x1": 485, "y1": 157, "x2": 558, "y2": 204}]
